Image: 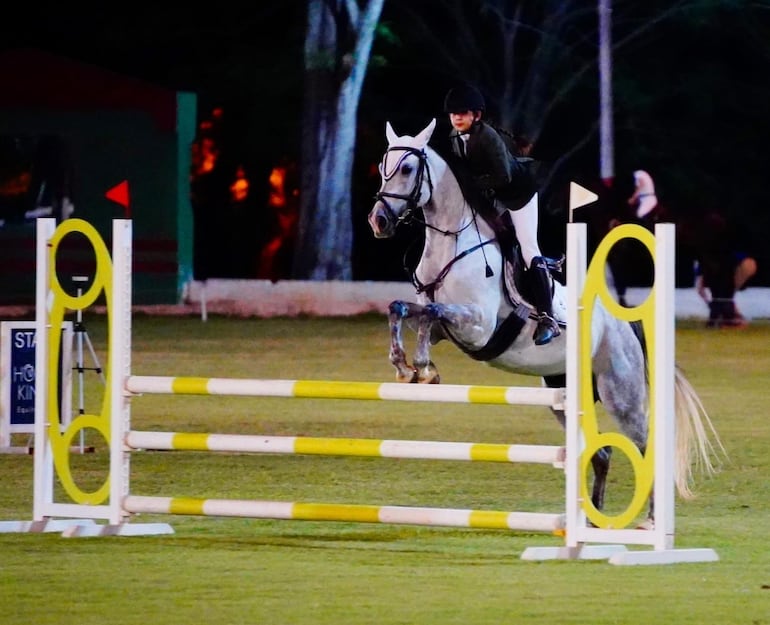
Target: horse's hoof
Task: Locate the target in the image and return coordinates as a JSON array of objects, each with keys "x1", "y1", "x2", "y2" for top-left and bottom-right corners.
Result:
[
  {"x1": 395, "y1": 368, "x2": 418, "y2": 383},
  {"x1": 415, "y1": 364, "x2": 440, "y2": 384},
  {"x1": 636, "y1": 518, "x2": 655, "y2": 531},
  {"x1": 411, "y1": 361, "x2": 438, "y2": 384}
]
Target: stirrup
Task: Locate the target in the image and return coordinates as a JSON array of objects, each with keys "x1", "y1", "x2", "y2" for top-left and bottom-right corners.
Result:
[
  {"x1": 544, "y1": 254, "x2": 566, "y2": 284},
  {"x1": 544, "y1": 254, "x2": 565, "y2": 272},
  {"x1": 533, "y1": 313, "x2": 560, "y2": 346}
]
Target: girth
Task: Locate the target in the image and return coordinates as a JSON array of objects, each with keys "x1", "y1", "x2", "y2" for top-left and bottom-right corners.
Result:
[{"x1": 441, "y1": 302, "x2": 531, "y2": 362}]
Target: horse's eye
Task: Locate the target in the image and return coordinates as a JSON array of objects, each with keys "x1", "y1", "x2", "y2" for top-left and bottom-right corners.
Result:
[{"x1": 401, "y1": 163, "x2": 413, "y2": 176}]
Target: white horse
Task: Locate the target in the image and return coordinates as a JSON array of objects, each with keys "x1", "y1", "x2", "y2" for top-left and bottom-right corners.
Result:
[{"x1": 367, "y1": 118, "x2": 722, "y2": 521}]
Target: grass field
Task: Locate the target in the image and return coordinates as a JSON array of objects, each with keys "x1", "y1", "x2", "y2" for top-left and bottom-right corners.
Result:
[{"x1": 1, "y1": 314, "x2": 768, "y2": 625}]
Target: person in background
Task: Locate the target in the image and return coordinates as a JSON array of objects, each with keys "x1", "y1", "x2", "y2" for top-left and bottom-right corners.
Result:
[
  {"x1": 606, "y1": 169, "x2": 670, "y2": 306},
  {"x1": 626, "y1": 169, "x2": 665, "y2": 223},
  {"x1": 443, "y1": 84, "x2": 559, "y2": 346},
  {"x1": 692, "y1": 210, "x2": 755, "y2": 327},
  {"x1": 695, "y1": 249, "x2": 757, "y2": 326}
]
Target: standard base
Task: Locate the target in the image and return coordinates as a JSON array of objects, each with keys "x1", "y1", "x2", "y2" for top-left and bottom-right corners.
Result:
[
  {"x1": 0, "y1": 518, "x2": 97, "y2": 533},
  {"x1": 521, "y1": 544, "x2": 628, "y2": 561},
  {"x1": 61, "y1": 522, "x2": 175, "y2": 537},
  {"x1": 521, "y1": 544, "x2": 719, "y2": 565},
  {"x1": 0, "y1": 446, "x2": 95, "y2": 455},
  {"x1": 608, "y1": 548, "x2": 719, "y2": 566},
  {"x1": 0, "y1": 446, "x2": 34, "y2": 455}
]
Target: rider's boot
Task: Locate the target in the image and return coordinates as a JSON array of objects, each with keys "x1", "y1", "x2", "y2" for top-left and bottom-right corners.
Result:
[{"x1": 529, "y1": 256, "x2": 561, "y2": 346}]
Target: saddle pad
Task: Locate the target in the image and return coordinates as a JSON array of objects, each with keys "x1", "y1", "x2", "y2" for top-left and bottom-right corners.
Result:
[{"x1": 503, "y1": 261, "x2": 567, "y2": 326}]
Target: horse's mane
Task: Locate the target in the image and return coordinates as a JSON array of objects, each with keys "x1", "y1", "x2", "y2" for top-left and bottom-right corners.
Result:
[{"x1": 428, "y1": 141, "x2": 498, "y2": 225}]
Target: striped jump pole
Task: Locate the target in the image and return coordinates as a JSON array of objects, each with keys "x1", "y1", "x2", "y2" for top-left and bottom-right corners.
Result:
[
  {"x1": 120, "y1": 497, "x2": 565, "y2": 533},
  {"x1": 126, "y1": 430, "x2": 565, "y2": 465},
  {"x1": 125, "y1": 376, "x2": 565, "y2": 407}
]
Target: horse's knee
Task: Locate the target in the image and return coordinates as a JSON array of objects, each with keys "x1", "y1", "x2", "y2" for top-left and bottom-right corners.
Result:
[
  {"x1": 389, "y1": 300, "x2": 410, "y2": 319},
  {"x1": 423, "y1": 303, "x2": 444, "y2": 322}
]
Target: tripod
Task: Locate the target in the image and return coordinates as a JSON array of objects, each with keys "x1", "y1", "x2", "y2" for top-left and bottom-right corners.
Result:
[{"x1": 72, "y1": 276, "x2": 104, "y2": 453}]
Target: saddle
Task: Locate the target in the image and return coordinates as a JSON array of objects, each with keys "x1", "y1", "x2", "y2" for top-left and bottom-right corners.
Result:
[{"x1": 486, "y1": 209, "x2": 566, "y2": 296}]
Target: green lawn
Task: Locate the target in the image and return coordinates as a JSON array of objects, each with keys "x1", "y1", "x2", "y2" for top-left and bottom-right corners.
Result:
[{"x1": 1, "y1": 315, "x2": 768, "y2": 625}]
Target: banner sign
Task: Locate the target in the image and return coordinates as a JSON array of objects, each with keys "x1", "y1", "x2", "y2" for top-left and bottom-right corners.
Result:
[{"x1": 1, "y1": 321, "x2": 72, "y2": 448}]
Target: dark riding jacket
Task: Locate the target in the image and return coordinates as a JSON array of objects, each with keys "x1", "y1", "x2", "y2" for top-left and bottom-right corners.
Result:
[{"x1": 449, "y1": 121, "x2": 535, "y2": 212}]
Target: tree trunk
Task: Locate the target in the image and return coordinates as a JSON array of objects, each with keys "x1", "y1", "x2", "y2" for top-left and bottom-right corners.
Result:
[{"x1": 294, "y1": 0, "x2": 385, "y2": 280}]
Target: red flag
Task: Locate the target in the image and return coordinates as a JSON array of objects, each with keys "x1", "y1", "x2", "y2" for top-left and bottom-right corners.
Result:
[{"x1": 105, "y1": 180, "x2": 131, "y2": 217}]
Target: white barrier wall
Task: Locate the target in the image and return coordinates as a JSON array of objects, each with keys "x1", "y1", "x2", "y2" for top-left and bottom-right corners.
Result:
[{"x1": 182, "y1": 279, "x2": 770, "y2": 320}]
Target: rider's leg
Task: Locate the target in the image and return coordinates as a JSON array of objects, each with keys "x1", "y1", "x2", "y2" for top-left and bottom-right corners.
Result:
[
  {"x1": 507, "y1": 194, "x2": 560, "y2": 346},
  {"x1": 507, "y1": 193, "x2": 540, "y2": 267},
  {"x1": 529, "y1": 256, "x2": 561, "y2": 344}
]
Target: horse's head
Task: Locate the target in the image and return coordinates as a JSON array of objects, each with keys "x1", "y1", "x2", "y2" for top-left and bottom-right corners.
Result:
[{"x1": 368, "y1": 118, "x2": 436, "y2": 238}]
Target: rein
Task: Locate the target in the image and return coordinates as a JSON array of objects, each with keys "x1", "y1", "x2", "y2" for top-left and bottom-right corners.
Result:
[
  {"x1": 412, "y1": 239, "x2": 496, "y2": 301},
  {"x1": 375, "y1": 145, "x2": 495, "y2": 298}
]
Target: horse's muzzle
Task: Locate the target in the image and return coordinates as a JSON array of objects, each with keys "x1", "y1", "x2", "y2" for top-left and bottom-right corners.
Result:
[{"x1": 368, "y1": 202, "x2": 395, "y2": 238}]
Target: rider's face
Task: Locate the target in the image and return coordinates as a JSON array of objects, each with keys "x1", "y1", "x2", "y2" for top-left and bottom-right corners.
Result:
[{"x1": 449, "y1": 111, "x2": 477, "y2": 133}]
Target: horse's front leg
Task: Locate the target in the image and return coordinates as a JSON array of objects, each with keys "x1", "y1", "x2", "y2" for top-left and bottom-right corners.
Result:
[
  {"x1": 388, "y1": 300, "x2": 423, "y2": 383},
  {"x1": 412, "y1": 305, "x2": 441, "y2": 384},
  {"x1": 412, "y1": 302, "x2": 485, "y2": 384}
]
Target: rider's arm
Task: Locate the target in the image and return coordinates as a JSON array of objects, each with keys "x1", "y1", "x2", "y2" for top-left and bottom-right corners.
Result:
[{"x1": 471, "y1": 124, "x2": 516, "y2": 192}]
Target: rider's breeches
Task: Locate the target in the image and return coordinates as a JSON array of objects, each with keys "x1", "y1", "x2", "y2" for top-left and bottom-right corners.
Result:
[{"x1": 496, "y1": 193, "x2": 542, "y2": 267}]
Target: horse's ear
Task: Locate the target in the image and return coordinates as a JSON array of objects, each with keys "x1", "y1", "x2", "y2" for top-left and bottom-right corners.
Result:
[
  {"x1": 414, "y1": 118, "x2": 437, "y2": 147},
  {"x1": 385, "y1": 121, "x2": 398, "y2": 145}
]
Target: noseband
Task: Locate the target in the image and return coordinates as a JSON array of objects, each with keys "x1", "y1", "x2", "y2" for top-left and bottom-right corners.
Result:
[{"x1": 373, "y1": 146, "x2": 433, "y2": 226}]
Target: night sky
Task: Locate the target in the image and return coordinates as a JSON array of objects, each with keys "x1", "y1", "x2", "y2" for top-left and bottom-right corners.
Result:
[{"x1": 3, "y1": 3, "x2": 770, "y2": 285}]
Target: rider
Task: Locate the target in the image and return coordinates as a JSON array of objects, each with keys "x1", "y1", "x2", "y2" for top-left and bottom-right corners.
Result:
[{"x1": 443, "y1": 84, "x2": 560, "y2": 346}]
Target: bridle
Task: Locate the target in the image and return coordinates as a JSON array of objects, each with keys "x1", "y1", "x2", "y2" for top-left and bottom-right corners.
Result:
[
  {"x1": 373, "y1": 146, "x2": 497, "y2": 299},
  {"x1": 373, "y1": 146, "x2": 433, "y2": 229},
  {"x1": 373, "y1": 145, "x2": 476, "y2": 239}
]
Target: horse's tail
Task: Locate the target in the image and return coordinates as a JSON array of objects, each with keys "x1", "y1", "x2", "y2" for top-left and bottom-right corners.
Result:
[
  {"x1": 673, "y1": 368, "x2": 727, "y2": 499},
  {"x1": 629, "y1": 320, "x2": 726, "y2": 499}
]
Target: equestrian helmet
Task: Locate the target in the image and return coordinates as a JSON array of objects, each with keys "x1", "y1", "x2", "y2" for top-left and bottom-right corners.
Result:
[{"x1": 444, "y1": 85, "x2": 486, "y2": 113}]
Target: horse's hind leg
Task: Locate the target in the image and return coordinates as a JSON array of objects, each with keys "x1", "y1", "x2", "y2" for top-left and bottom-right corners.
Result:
[
  {"x1": 546, "y1": 374, "x2": 611, "y2": 517},
  {"x1": 550, "y1": 408, "x2": 612, "y2": 515},
  {"x1": 596, "y1": 372, "x2": 652, "y2": 523},
  {"x1": 589, "y1": 446, "x2": 612, "y2": 513},
  {"x1": 388, "y1": 301, "x2": 422, "y2": 383}
]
